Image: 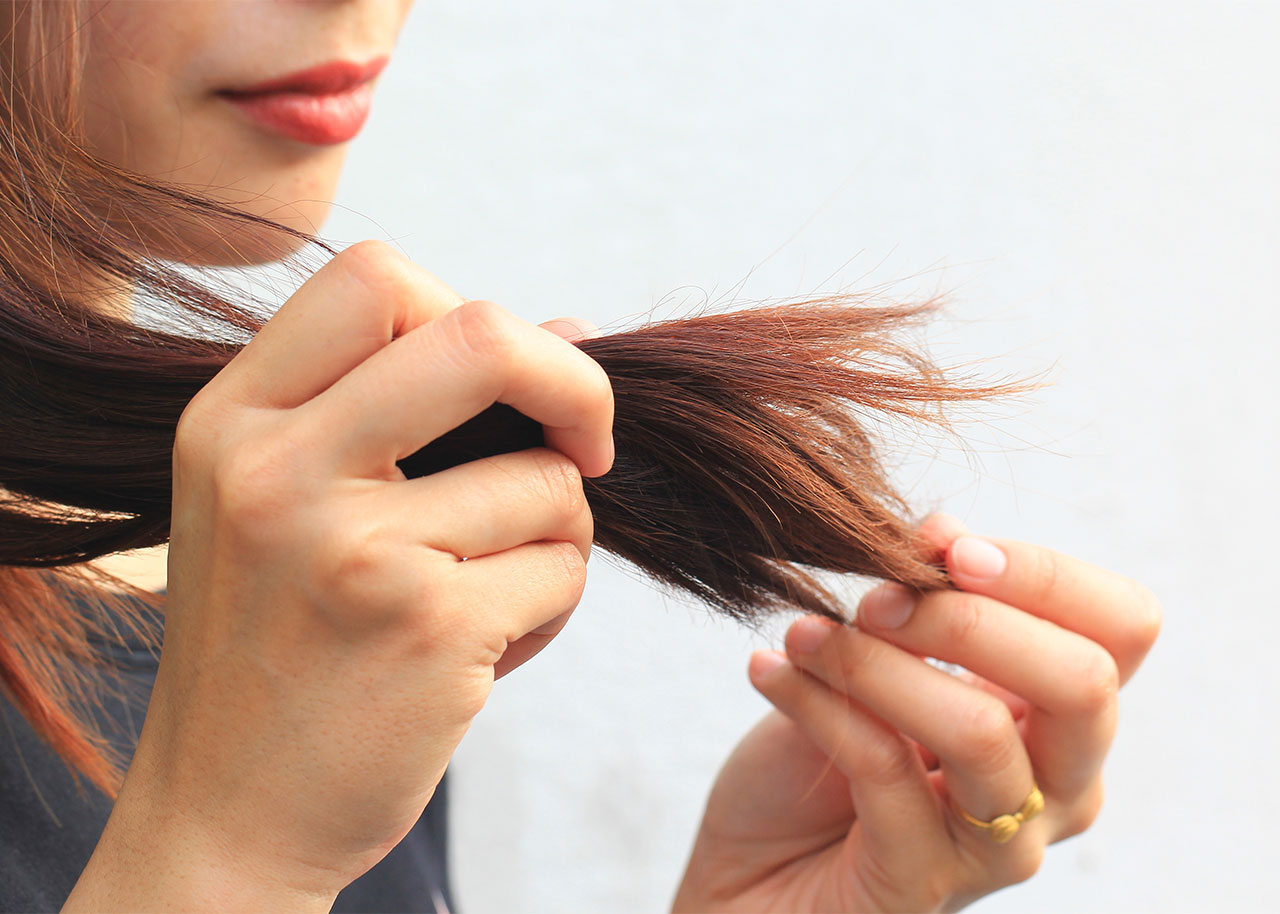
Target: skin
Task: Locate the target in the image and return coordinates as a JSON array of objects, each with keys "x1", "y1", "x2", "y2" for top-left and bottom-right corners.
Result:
[
  {"x1": 78, "y1": 0, "x2": 409, "y2": 583},
  {"x1": 673, "y1": 515, "x2": 1161, "y2": 911},
  {"x1": 79, "y1": 0, "x2": 416, "y2": 265},
  {"x1": 46, "y1": 2, "x2": 1161, "y2": 911}
]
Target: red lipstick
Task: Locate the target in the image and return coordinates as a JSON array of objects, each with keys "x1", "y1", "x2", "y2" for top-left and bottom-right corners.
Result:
[{"x1": 218, "y1": 57, "x2": 389, "y2": 146}]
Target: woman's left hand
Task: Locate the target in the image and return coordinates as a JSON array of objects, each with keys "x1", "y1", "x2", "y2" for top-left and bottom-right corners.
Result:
[{"x1": 672, "y1": 514, "x2": 1161, "y2": 913}]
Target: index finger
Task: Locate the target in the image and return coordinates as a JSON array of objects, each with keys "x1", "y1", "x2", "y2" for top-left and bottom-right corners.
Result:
[
  {"x1": 204, "y1": 241, "x2": 465, "y2": 411},
  {"x1": 945, "y1": 535, "x2": 1162, "y2": 683},
  {"x1": 295, "y1": 299, "x2": 615, "y2": 479}
]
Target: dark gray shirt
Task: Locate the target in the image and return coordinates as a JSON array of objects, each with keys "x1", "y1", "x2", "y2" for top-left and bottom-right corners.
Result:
[{"x1": 0, "y1": 589, "x2": 455, "y2": 913}]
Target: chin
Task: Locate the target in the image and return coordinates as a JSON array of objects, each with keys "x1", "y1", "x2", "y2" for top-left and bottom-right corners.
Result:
[
  {"x1": 84, "y1": 87, "x2": 357, "y2": 267},
  {"x1": 133, "y1": 193, "x2": 335, "y2": 267}
]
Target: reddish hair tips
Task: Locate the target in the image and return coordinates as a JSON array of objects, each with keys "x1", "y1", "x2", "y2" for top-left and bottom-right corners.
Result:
[{"x1": 399, "y1": 295, "x2": 1028, "y2": 627}]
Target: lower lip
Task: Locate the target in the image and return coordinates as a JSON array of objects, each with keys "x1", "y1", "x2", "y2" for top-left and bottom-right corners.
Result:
[{"x1": 220, "y1": 83, "x2": 374, "y2": 146}]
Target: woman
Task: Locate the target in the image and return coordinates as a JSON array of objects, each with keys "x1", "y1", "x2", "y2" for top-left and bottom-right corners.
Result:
[{"x1": 0, "y1": 2, "x2": 1161, "y2": 912}]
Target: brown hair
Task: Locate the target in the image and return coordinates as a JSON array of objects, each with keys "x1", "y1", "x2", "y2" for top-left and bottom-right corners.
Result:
[
  {"x1": 0, "y1": 2, "x2": 1024, "y2": 795},
  {"x1": 402, "y1": 298, "x2": 1016, "y2": 622}
]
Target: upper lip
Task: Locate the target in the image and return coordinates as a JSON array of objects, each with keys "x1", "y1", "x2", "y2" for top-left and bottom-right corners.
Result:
[{"x1": 220, "y1": 56, "x2": 390, "y2": 97}]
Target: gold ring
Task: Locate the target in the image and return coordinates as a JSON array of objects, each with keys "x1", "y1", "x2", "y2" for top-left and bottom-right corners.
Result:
[{"x1": 952, "y1": 785, "x2": 1044, "y2": 844}]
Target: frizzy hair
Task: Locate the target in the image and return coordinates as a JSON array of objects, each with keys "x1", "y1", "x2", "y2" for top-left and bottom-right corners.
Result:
[
  {"x1": 0, "y1": 1, "x2": 1027, "y2": 795},
  {"x1": 400, "y1": 297, "x2": 1017, "y2": 623}
]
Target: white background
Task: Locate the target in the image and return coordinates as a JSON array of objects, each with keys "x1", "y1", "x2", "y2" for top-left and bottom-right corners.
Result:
[{"x1": 319, "y1": 2, "x2": 1279, "y2": 911}]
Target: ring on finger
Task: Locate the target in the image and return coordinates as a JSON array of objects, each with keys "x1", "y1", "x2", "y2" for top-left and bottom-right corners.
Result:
[{"x1": 951, "y1": 784, "x2": 1045, "y2": 844}]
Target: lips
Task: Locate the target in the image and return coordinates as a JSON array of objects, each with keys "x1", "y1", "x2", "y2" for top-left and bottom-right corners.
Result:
[{"x1": 218, "y1": 56, "x2": 390, "y2": 146}]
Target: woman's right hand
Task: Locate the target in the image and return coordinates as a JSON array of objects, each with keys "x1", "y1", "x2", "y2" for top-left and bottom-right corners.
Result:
[{"x1": 64, "y1": 241, "x2": 614, "y2": 911}]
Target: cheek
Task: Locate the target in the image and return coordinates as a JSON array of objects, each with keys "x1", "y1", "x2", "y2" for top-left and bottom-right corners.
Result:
[
  {"x1": 81, "y1": 60, "x2": 177, "y2": 170},
  {"x1": 80, "y1": 2, "x2": 209, "y2": 170},
  {"x1": 180, "y1": 135, "x2": 349, "y2": 220},
  {"x1": 77, "y1": 0, "x2": 366, "y2": 263},
  {"x1": 84, "y1": 59, "x2": 347, "y2": 207},
  {"x1": 146, "y1": 146, "x2": 347, "y2": 266},
  {"x1": 82, "y1": 59, "x2": 348, "y2": 264}
]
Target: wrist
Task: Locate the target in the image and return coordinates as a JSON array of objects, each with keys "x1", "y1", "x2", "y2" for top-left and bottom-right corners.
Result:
[{"x1": 64, "y1": 770, "x2": 338, "y2": 913}]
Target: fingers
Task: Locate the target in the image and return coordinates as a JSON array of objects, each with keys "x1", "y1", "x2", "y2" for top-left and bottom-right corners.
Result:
[
  {"x1": 857, "y1": 584, "x2": 1118, "y2": 796},
  {"x1": 914, "y1": 511, "x2": 969, "y2": 558},
  {"x1": 209, "y1": 241, "x2": 465, "y2": 410},
  {"x1": 451, "y1": 539, "x2": 587, "y2": 653},
  {"x1": 202, "y1": 242, "x2": 614, "y2": 487},
  {"x1": 944, "y1": 534, "x2": 1162, "y2": 683},
  {"x1": 856, "y1": 583, "x2": 1118, "y2": 728},
  {"x1": 362, "y1": 446, "x2": 592, "y2": 675},
  {"x1": 296, "y1": 299, "x2": 615, "y2": 480},
  {"x1": 911, "y1": 512, "x2": 1161, "y2": 682},
  {"x1": 370, "y1": 447, "x2": 594, "y2": 563},
  {"x1": 778, "y1": 512, "x2": 1151, "y2": 877},
  {"x1": 746, "y1": 651, "x2": 952, "y2": 881},
  {"x1": 491, "y1": 632, "x2": 557, "y2": 681},
  {"x1": 782, "y1": 618, "x2": 1039, "y2": 843},
  {"x1": 491, "y1": 608, "x2": 575, "y2": 681}
]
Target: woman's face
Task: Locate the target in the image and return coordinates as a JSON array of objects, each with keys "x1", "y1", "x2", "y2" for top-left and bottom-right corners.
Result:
[{"x1": 80, "y1": 0, "x2": 415, "y2": 265}]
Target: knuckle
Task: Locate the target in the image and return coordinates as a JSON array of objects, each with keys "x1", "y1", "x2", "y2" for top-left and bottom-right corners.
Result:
[
  {"x1": 939, "y1": 592, "x2": 985, "y2": 647},
  {"x1": 319, "y1": 526, "x2": 389, "y2": 596},
  {"x1": 1066, "y1": 645, "x2": 1120, "y2": 716},
  {"x1": 209, "y1": 439, "x2": 299, "y2": 540},
  {"x1": 174, "y1": 391, "x2": 236, "y2": 465},
  {"x1": 532, "y1": 450, "x2": 586, "y2": 519},
  {"x1": 450, "y1": 299, "x2": 514, "y2": 363},
  {"x1": 953, "y1": 698, "x2": 1020, "y2": 771},
  {"x1": 1026, "y1": 546, "x2": 1062, "y2": 604},
  {"x1": 334, "y1": 240, "x2": 415, "y2": 298},
  {"x1": 313, "y1": 527, "x2": 409, "y2": 632},
  {"x1": 847, "y1": 732, "x2": 920, "y2": 789},
  {"x1": 332, "y1": 241, "x2": 458, "y2": 334},
  {"x1": 546, "y1": 540, "x2": 588, "y2": 603},
  {"x1": 173, "y1": 396, "x2": 210, "y2": 452},
  {"x1": 835, "y1": 630, "x2": 878, "y2": 679}
]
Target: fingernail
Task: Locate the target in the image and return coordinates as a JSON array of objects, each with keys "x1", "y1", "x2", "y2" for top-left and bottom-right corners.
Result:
[
  {"x1": 858, "y1": 583, "x2": 918, "y2": 630},
  {"x1": 749, "y1": 650, "x2": 787, "y2": 678},
  {"x1": 789, "y1": 615, "x2": 838, "y2": 654},
  {"x1": 952, "y1": 536, "x2": 1007, "y2": 581}
]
